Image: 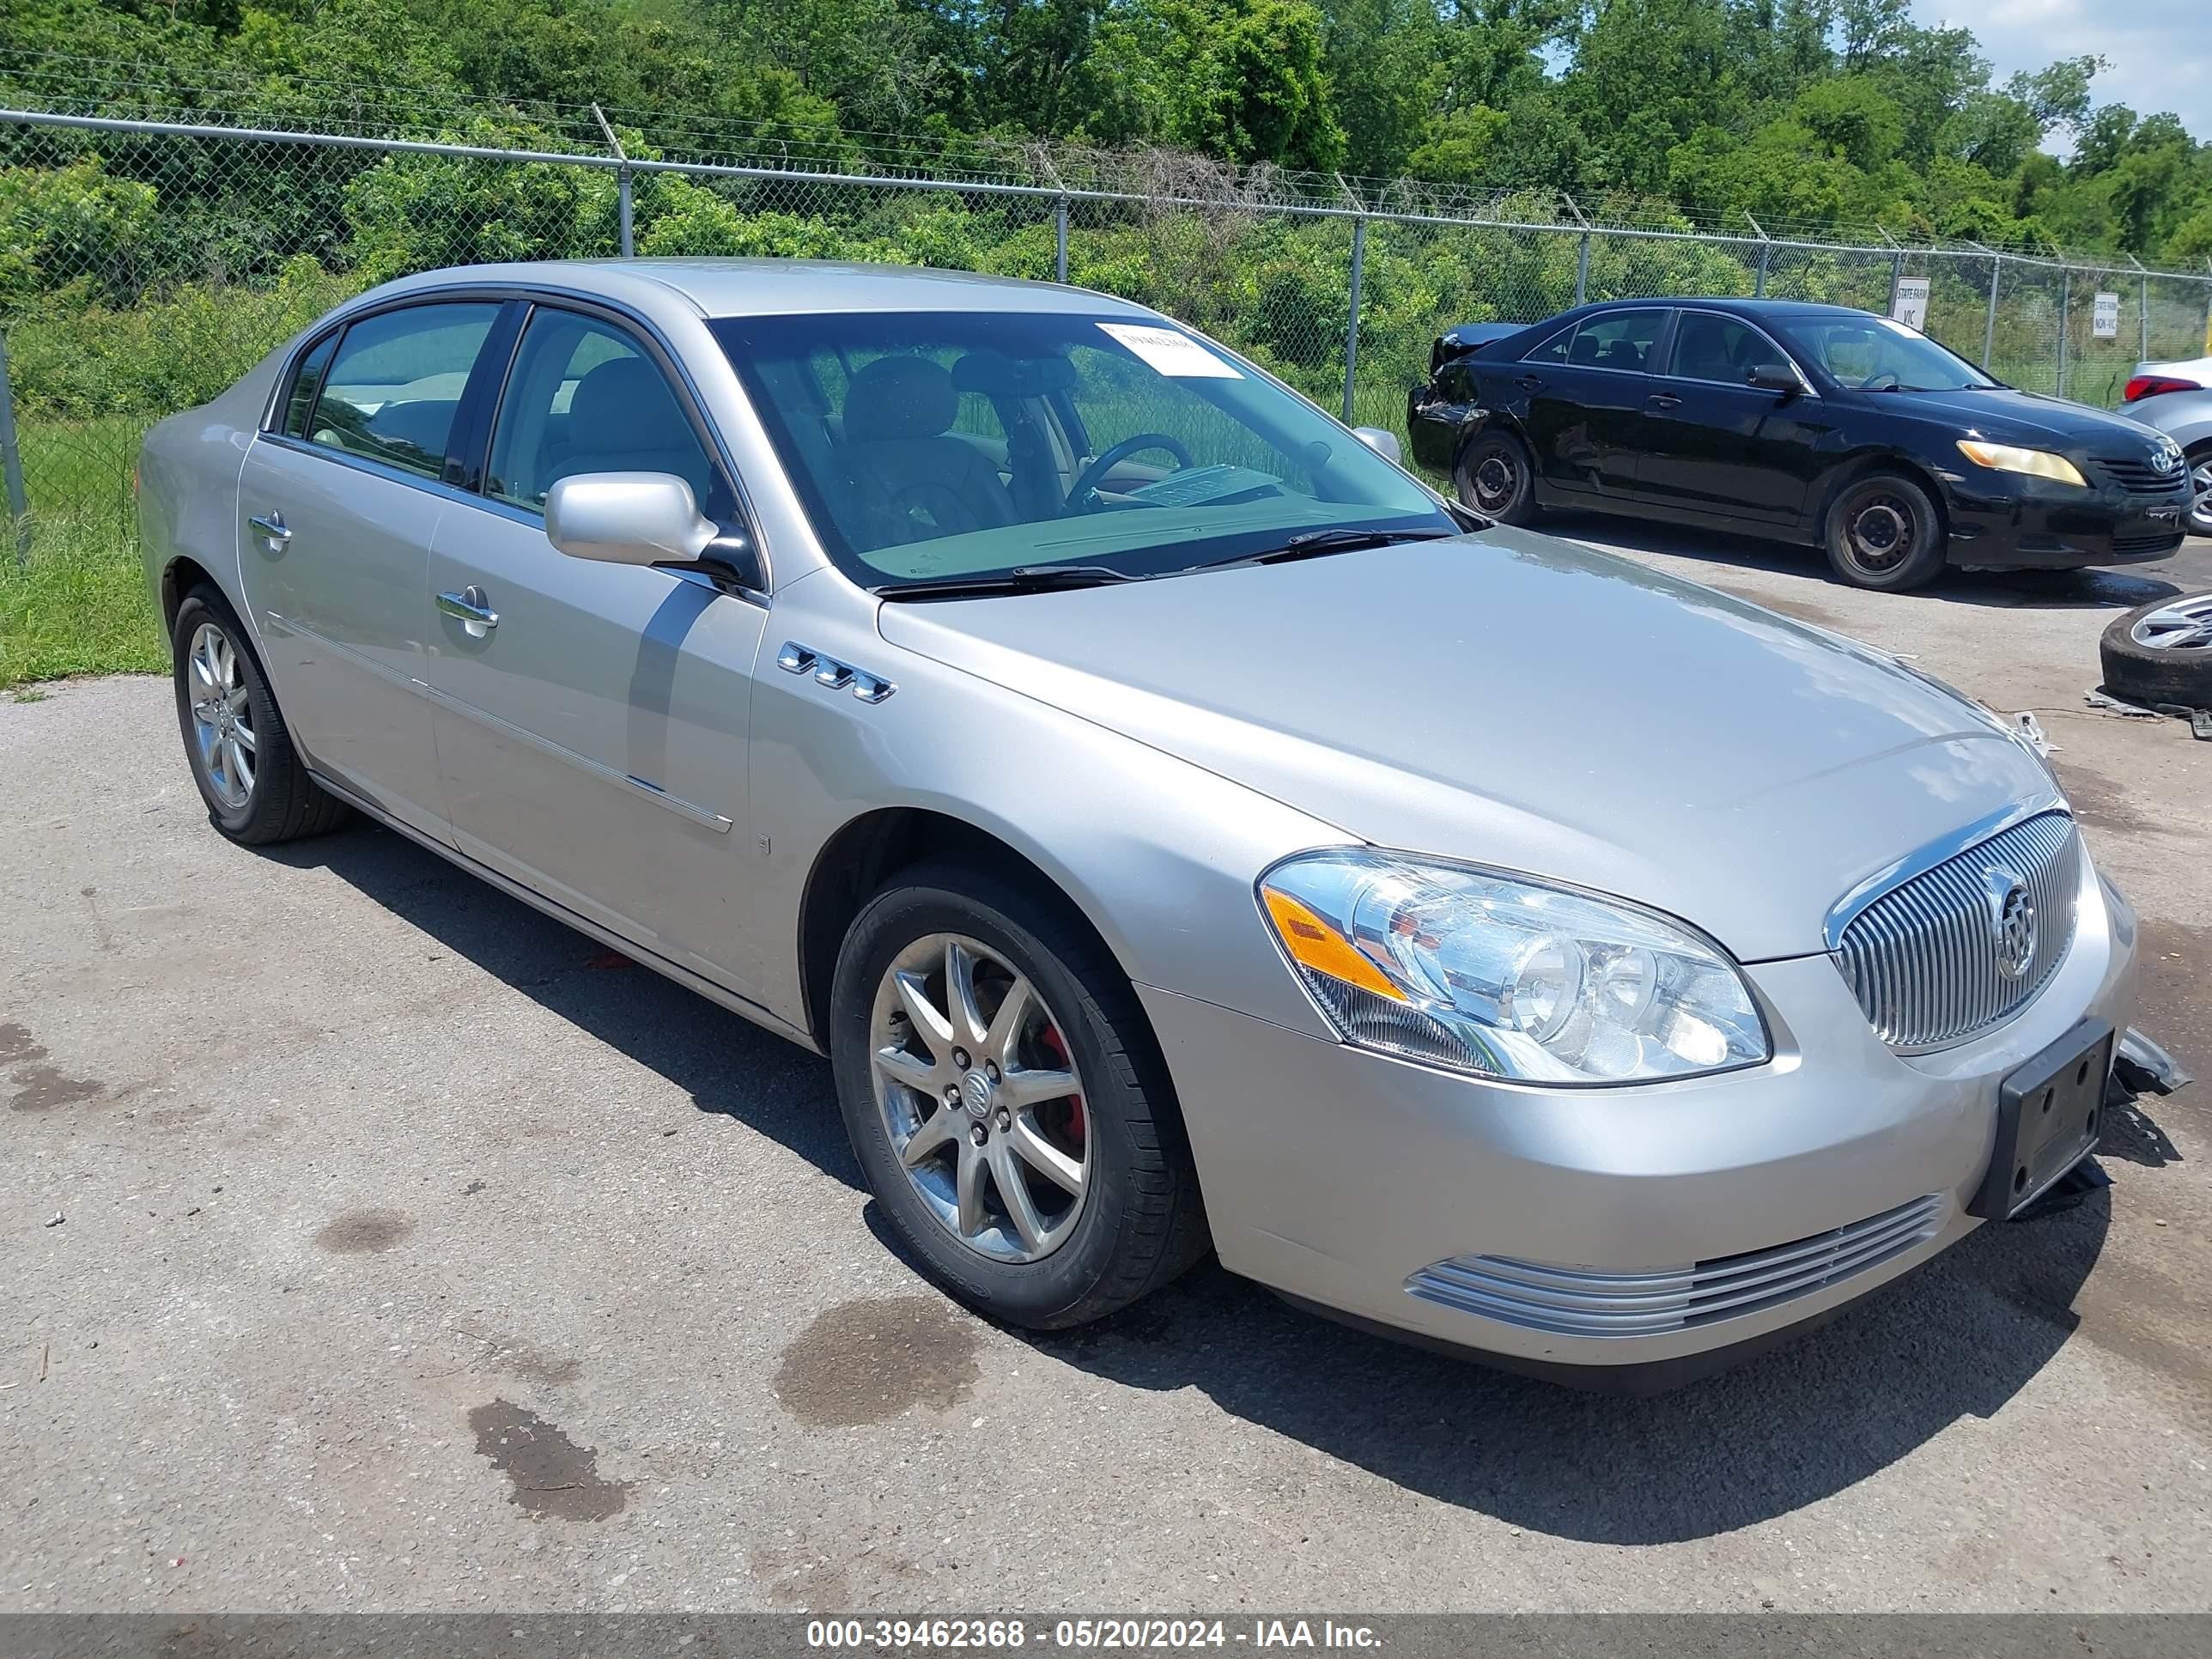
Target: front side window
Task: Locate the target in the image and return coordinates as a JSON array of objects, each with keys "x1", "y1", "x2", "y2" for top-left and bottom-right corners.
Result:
[
  {"x1": 486, "y1": 309, "x2": 722, "y2": 515},
  {"x1": 709, "y1": 310, "x2": 1451, "y2": 590},
  {"x1": 1668, "y1": 313, "x2": 1774, "y2": 384},
  {"x1": 308, "y1": 303, "x2": 501, "y2": 479},
  {"x1": 1775, "y1": 315, "x2": 1996, "y2": 392}
]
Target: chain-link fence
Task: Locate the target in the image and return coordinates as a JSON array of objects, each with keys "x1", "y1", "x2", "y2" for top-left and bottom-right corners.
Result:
[{"x1": 5, "y1": 105, "x2": 2212, "y2": 572}]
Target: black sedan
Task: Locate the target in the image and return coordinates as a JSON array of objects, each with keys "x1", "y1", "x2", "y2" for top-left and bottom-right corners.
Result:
[{"x1": 1407, "y1": 298, "x2": 2193, "y2": 590}]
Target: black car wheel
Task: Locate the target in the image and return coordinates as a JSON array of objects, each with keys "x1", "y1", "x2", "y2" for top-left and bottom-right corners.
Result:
[
  {"x1": 2100, "y1": 593, "x2": 2212, "y2": 710},
  {"x1": 1822, "y1": 471, "x2": 1946, "y2": 591},
  {"x1": 1455, "y1": 430, "x2": 1537, "y2": 525}
]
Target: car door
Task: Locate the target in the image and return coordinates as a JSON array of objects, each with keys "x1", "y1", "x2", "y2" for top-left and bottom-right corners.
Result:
[
  {"x1": 1635, "y1": 310, "x2": 1823, "y2": 526},
  {"x1": 236, "y1": 299, "x2": 507, "y2": 840},
  {"x1": 1512, "y1": 308, "x2": 1668, "y2": 501},
  {"x1": 418, "y1": 301, "x2": 770, "y2": 991}
]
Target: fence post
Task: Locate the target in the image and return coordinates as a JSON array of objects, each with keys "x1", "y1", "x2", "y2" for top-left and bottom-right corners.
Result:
[
  {"x1": 1341, "y1": 216, "x2": 1366, "y2": 424},
  {"x1": 1745, "y1": 212, "x2": 1771, "y2": 297},
  {"x1": 1983, "y1": 254, "x2": 2002, "y2": 368},
  {"x1": 592, "y1": 103, "x2": 633, "y2": 258},
  {"x1": 1054, "y1": 197, "x2": 1069, "y2": 283},
  {"x1": 1575, "y1": 231, "x2": 1590, "y2": 305},
  {"x1": 2057, "y1": 266, "x2": 2071, "y2": 398},
  {"x1": 1888, "y1": 251, "x2": 1905, "y2": 318},
  {"x1": 2140, "y1": 271, "x2": 2151, "y2": 362},
  {"x1": 0, "y1": 326, "x2": 27, "y2": 569}
]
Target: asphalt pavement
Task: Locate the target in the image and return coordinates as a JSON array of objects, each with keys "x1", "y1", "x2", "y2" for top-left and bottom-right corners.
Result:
[{"x1": 3, "y1": 528, "x2": 2209, "y2": 1613}]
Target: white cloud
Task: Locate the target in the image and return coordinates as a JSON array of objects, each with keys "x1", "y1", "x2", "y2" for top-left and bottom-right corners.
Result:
[{"x1": 1914, "y1": 0, "x2": 2212, "y2": 145}]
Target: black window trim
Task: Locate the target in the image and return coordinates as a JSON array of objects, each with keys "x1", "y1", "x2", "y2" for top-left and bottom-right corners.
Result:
[{"x1": 258, "y1": 282, "x2": 772, "y2": 599}]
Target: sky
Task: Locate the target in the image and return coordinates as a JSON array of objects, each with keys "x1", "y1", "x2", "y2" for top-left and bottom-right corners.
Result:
[{"x1": 1914, "y1": 0, "x2": 2211, "y2": 147}]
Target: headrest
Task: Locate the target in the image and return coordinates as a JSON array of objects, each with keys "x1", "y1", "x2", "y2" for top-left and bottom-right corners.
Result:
[
  {"x1": 846, "y1": 356, "x2": 958, "y2": 441},
  {"x1": 568, "y1": 356, "x2": 692, "y2": 453}
]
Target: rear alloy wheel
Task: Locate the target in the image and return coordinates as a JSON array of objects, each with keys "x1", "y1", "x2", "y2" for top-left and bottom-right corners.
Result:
[
  {"x1": 2186, "y1": 445, "x2": 2212, "y2": 540},
  {"x1": 830, "y1": 864, "x2": 1207, "y2": 1328},
  {"x1": 171, "y1": 585, "x2": 350, "y2": 845},
  {"x1": 1455, "y1": 430, "x2": 1537, "y2": 526},
  {"x1": 2100, "y1": 592, "x2": 2212, "y2": 711},
  {"x1": 1823, "y1": 471, "x2": 1946, "y2": 591}
]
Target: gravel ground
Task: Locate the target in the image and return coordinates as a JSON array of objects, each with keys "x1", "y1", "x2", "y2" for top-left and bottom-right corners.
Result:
[{"x1": 3, "y1": 528, "x2": 2209, "y2": 1614}]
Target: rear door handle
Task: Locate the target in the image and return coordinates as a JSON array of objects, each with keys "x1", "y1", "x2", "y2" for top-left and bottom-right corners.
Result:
[
  {"x1": 435, "y1": 586, "x2": 499, "y2": 635},
  {"x1": 1647, "y1": 392, "x2": 1682, "y2": 409},
  {"x1": 248, "y1": 510, "x2": 290, "y2": 545},
  {"x1": 1517, "y1": 375, "x2": 1544, "y2": 392}
]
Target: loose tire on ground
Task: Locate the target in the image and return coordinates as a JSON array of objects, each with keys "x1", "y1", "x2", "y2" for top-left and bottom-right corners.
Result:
[
  {"x1": 829, "y1": 860, "x2": 1208, "y2": 1329},
  {"x1": 1822, "y1": 470, "x2": 1947, "y2": 591},
  {"x1": 2099, "y1": 592, "x2": 2212, "y2": 711},
  {"x1": 171, "y1": 583, "x2": 351, "y2": 845},
  {"x1": 1455, "y1": 429, "x2": 1539, "y2": 526}
]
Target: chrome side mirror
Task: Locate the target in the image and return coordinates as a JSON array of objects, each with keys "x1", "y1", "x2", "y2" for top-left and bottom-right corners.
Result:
[
  {"x1": 545, "y1": 471, "x2": 720, "y2": 568},
  {"x1": 1352, "y1": 426, "x2": 1403, "y2": 465}
]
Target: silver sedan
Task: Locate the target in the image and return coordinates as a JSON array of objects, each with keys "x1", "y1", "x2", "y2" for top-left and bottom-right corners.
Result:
[{"x1": 138, "y1": 259, "x2": 2141, "y2": 1388}]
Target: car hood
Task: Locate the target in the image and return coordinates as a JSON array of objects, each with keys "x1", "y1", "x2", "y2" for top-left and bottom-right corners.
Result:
[
  {"x1": 1898, "y1": 386, "x2": 2166, "y2": 453},
  {"x1": 875, "y1": 529, "x2": 2061, "y2": 962}
]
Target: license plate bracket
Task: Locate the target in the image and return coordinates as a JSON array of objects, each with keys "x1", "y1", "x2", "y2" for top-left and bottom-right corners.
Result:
[{"x1": 1969, "y1": 1018, "x2": 2113, "y2": 1220}]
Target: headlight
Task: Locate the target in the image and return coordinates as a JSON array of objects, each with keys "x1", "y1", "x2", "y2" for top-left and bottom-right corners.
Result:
[
  {"x1": 1259, "y1": 850, "x2": 1770, "y2": 1085},
  {"x1": 1955, "y1": 440, "x2": 2087, "y2": 488}
]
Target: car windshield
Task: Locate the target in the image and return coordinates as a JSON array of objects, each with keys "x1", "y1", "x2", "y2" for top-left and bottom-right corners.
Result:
[
  {"x1": 708, "y1": 310, "x2": 1453, "y2": 591},
  {"x1": 1774, "y1": 315, "x2": 1997, "y2": 392}
]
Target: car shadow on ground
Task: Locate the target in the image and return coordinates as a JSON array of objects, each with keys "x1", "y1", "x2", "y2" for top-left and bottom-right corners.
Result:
[
  {"x1": 1534, "y1": 507, "x2": 2199, "y2": 617},
  {"x1": 278, "y1": 817, "x2": 2164, "y2": 1547}
]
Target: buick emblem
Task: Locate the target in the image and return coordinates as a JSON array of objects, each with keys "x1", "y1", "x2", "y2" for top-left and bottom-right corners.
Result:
[
  {"x1": 962, "y1": 1070, "x2": 995, "y2": 1119},
  {"x1": 1987, "y1": 870, "x2": 2036, "y2": 980}
]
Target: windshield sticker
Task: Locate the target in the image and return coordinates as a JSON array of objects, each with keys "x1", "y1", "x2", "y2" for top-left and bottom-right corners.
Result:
[{"x1": 1097, "y1": 323, "x2": 1243, "y2": 379}]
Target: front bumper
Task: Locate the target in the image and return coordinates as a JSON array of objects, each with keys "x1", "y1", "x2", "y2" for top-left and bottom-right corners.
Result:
[
  {"x1": 1939, "y1": 467, "x2": 2186, "y2": 568},
  {"x1": 1140, "y1": 861, "x2": 2137, "y2": 1387}
]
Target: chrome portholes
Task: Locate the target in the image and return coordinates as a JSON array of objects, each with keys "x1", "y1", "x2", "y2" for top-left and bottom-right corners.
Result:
[{"x1": 777, "y1": 641, "x2": 895, "y2": 703}]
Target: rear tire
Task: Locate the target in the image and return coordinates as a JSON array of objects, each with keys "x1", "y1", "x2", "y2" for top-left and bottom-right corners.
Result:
[
  {"x1": 2099, "y1": 592, "x2": 2212, "y2": 710},
  {"x1": 829, "y1": 861, "x2": 1208, "y2": 1329},
  {"x1": 1455, "y1": 429, "x2": 1538, "y2": 526},
  {"x1": 171, "y1": 584, "x2": 350, "y2": 845},
  {"x1": 1822, "y1": 471, "x2": 1946, "y2": 591}
]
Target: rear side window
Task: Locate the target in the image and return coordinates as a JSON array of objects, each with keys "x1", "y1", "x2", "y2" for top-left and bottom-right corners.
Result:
[
  {"x1": 1528, "y1": 310, "x2": 1668, "y2": 371},
  {"x1": 307, "y1": 303, "x2": 501, "y2": 480},
  {"x1": 281, "y1": 333, "x2": 338, "y2": 438}
]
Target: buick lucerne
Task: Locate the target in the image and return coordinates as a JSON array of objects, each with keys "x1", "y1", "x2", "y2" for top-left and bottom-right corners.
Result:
[{"x1": 139, "y1": 261, "x2": 2140, "y2": 1387}]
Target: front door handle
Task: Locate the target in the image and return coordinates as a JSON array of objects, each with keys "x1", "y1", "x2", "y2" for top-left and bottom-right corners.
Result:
[
  {"x1": 248, "y1": 510, "x2": 290, "y2": 546},
  {"x1": 1647, "y1": 392, "x2": 1682, "y2": 409},
  {"x1": 435, "y1": 586, "x2": 499, "y2": 635}
]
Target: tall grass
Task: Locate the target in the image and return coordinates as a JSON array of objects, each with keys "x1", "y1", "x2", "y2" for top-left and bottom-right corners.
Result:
[{"x1": 1, "y1": 413, "x2": 165, "y2": 685}]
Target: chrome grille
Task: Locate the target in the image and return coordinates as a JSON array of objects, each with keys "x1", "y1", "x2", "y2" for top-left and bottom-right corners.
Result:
[
  {"x1": 1407, "y1": 1194, "x2": 1946, "y2": 1337},
  {"x1": 1835, "y1": 811, "x2": 2080, "y2": 1049}
]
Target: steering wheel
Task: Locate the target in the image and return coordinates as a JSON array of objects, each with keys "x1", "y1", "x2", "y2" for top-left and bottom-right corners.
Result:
[
  {"x1": 1863, "y1": 371, "x2": 1902, "y2": 392},
  {"x1": 1067, "y1": 433, "x2": 1195, "y2": 509}
]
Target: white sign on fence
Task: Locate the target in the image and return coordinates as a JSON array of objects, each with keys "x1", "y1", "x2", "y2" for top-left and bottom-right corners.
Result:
[
  {"x1": 2093, "y1": 292, "x2": 2121, "y2": 338},
  {"x1": 1890, "y1": 276, "x2": 1930, "y2": 331}
]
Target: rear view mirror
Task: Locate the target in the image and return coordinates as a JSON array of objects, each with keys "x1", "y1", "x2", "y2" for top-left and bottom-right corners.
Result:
[
  {"x1": 1352, "y1": 426, "x2": 1404, "y2": 465},
  {"x1": 1747, "y1": 363, "x2": 1803, "y2": 395},
  {"x1": 545, "y1": 471, "x2": 720, "y2": 568}
]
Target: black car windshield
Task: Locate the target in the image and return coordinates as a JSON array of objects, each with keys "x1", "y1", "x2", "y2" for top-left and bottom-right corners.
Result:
[
  {"x1": 708, "y1": 311, "x2": 1452, "y2": 591},
  {"x1": 1773, "y1": 315, "x2": 1998, "y2": 392}
]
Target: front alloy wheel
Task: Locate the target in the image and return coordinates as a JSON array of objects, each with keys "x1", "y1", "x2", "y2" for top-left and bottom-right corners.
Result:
[
  {"x1": 870, "y1": 933, "x2": 1091, "y2": 1263},
  {"x1": 2187, "y1": 452, "x2": 2212, "y2": 539}
]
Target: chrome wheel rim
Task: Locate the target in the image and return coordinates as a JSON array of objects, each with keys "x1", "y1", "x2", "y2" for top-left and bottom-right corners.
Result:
[
  {"x1": 2129, "y1": 593, "x2": 2212, "y2": 652},
  {"x1": 2188, "y1": 459, "x2": 2212, "y2": 538},
  {"x1": 869, "y1": 933, "x2": 1091, "y2": 1264},
  {"x1": 1845, "y1": 495, "x2": 1913, "y2": 572},
  {"x1": 1468, "y1": 450, "x2": 1519, "y2": 514},
  {"x1": 185, "y1": 622, "x2": 255, "y2": 811}
]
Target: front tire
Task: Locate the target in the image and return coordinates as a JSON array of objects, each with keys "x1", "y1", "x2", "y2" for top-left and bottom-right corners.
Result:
[
  {"x1": 1822, "y1": 471, "x2": 1946, "y2": 591},
  {"x1": 2185, "y1": 442, "x2": 2212, "y2": 541},
  {"x1": 830, "y1": 862, "x2": 1207, "y2": 1328},
  {"x1": 171, "y1": 585, "x2": 349, "y2": 845},
  {"x1": 1455, "y1": 429, "x2": 1538, "y2": 525}
]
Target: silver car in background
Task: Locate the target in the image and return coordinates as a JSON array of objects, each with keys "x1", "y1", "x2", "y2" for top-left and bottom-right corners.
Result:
[
  {"x1": 138, "y1": 260, "x2": 2139, "y2": 1389},
  {"x1": 2121, "y1": 356, "x2": 2212, "y2": 538}
]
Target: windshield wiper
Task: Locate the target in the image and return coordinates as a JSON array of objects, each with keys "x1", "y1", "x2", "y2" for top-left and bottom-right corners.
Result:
[
  {"x1": 878, "y1": 564, "x2": 1143, "y2": 601},
  {"x1": 1208, "y1": 526, "x2": 1456, "y2": 570}
]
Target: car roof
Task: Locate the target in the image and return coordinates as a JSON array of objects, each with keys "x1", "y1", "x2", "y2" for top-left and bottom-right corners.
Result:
[
  {"x1": 369, "y1": 258, "x2": 1165, "y2": 321},
  {"x1": 1581, "y1": 297, "x2": 1874, "y2": 322}
]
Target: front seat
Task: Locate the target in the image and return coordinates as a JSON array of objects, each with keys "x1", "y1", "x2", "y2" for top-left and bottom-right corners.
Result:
[
  {"x1": 842, "y1": 356, "x2": 1017, "y2": 543},
  {"x1": 544, "y1": 356, "x2": 714, "y2": 507}
]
